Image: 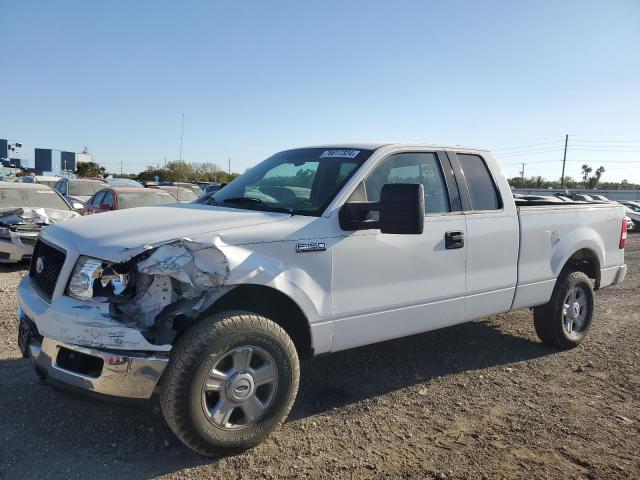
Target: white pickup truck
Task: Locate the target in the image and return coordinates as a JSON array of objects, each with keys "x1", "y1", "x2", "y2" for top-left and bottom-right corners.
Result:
[{"x1": 17, "y1": 143, "x2": 628, "y2": 455}]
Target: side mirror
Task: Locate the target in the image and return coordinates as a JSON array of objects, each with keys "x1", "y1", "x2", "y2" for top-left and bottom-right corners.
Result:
[
  {"x1": 339, "y1": 183, "x2": 424, "y2": 234},
  {"x1": 71, "y1": 202, "x2": 84, "y2": 211},
  {"x1": 379, "y1": 183, "x2": 424, "y2": 234}
]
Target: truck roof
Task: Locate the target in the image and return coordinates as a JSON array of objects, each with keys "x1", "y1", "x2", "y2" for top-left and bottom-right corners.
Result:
[{"x1": 299, "y1": 142, "x2": 490, "y2": 152}]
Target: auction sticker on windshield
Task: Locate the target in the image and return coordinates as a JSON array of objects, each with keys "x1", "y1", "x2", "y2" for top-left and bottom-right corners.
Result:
[{"x1": 319, "y1": 149, "x2": 360, "y2": 159}]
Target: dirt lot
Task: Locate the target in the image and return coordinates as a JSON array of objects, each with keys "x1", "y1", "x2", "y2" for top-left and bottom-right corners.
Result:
[{"x1": 1, "y1": 236, "x2": 638, "y2": 480}]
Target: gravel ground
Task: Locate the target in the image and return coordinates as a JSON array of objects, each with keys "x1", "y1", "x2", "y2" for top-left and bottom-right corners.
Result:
[{"x1": 1, "y1": 235, "x2": 638, "y2": 480}]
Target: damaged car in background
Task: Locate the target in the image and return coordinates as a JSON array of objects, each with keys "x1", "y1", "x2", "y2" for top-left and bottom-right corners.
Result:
[
  {"x1": 0, "y1": 181, "x2": 78, "y2": 263},
  {"x1": 16, "y1": 144, "x2": 627, "y2": 456}
]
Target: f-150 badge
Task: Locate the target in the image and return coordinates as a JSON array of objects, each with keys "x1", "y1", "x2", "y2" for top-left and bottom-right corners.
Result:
[{"x1": 296, "y1": 242, "x2": 326, "y2": 253}]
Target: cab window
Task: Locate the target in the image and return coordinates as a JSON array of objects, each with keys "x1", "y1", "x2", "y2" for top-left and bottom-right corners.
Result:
[
  {"x1": 91, "y1": 191, "x2": 106, "y2": 207},
  {"x1": 102, "y1": 190, "x2": 115, "y2": 209},
  {"x1": 457, "y1": 154, "x2": 501, "y2": 211},
  {"x1": 352, "y1": 152, "x2": 450, "y2": 214}
]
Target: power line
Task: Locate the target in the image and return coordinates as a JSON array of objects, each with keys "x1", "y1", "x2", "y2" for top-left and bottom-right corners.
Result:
[
  {"x1": 499, "y1": 158, "x2": 639, "y2": 167},
  {"x1": 563, "y1": 148, "x2": 640, "y2": 152},
  {"x1": 494, "y1": 147, "x2": 565, "y2": 158},
  {"x1": 492, "y1": 139, "x2": 564, "y2": 151},
  {"x1": 499, "y1": 159, "x2": 561, "y2": 166},
  {"x1": 570, "y1": 135, "x2": 640, "y2": 142}
]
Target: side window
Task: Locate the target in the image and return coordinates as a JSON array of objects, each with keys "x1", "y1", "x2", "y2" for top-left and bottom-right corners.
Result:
[
  {"x1": 457, "y1": 154, "x2": 501, "y2": 210},
  {"x1": 58, "y1": 181, "x2": 67, "y2": 195},
  {"x1": 355, "y1": 152, "x2": 450, "y2": 214},
  {"x1": 91, "y1": 191, "x2": 105, "y2": 206},
  {"x1": 102, "y1": 191, "x2": 115, "y2": 208}
]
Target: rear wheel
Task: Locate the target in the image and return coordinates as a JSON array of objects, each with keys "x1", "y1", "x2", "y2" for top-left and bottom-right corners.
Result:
[
  {"x1": 533, "y1": 271, "x2": 594, "y2": 349},
  {"x1": 160, "y1": 311, "x2": 300, "y2": 456}
]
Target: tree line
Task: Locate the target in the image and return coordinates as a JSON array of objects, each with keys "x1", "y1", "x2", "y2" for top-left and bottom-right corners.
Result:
[
  {"x1": 76, "y1": 160, "x2": 241, "y2": 184},
  {"x1": 508, "y1": 163, "x2": 640, "y2": 190}
]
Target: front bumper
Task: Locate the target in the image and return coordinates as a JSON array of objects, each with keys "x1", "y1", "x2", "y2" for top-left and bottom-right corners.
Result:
[
  {"x1": 21, "y1": 314, "x2": 168, "y2": 399},
  {"x1": 0, "y1": 238, "x2": 34, "y2": 263}
]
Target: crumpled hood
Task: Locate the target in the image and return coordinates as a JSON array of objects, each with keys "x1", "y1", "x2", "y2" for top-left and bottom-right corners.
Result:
[
  {"x1": 41, "y1": 204, "x2": 290, "y2": 261},
  {"x1": 0, "y1": 207, "x2": 79, "y2": 227}
]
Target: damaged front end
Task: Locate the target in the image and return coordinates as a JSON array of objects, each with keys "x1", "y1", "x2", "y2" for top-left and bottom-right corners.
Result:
[
  {"x1": 0, "y1": 207, "x2": 79, "y2": 259},
  {"x1": 65, "y1": 238, "x2": 231, "y2": 346},
  {"x1": 19, "y1": 237, "x2": 234, "y2": 398}
]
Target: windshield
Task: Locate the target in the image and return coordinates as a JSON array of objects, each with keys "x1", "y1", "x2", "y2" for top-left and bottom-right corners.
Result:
[
  {"x1": 69, "y1": 180, "x2": 107, "y2": 196},
  {"x1": 171, "y1": 188, "x2": 197, "y2": 202},
  {"x1": 117, "y1": 191, "x2": 176, "y2": 209},
  {"x1": 37, "y1": 180, "x2": 59, "y2": 187},
  {"x1": 0, "y1": 187, "x2": 71, "y2": 210},
  {"x1": 107, "y1": 178, "x2": 143, "y2": 187},
  {"x1": 200, "y1": 148, "x2": 373, "y2": 215},
  {"x1": 173, "y1": 183, "x2": 202, "y2": 196}
]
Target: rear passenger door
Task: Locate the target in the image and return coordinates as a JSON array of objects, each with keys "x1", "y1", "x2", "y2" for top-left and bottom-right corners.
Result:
[{"x1": 447, "y1": 151, "x2": 519, "y2": 321}]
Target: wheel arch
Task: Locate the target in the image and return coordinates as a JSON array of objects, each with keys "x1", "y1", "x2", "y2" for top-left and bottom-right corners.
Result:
[
  {"x1": 558, "y1": 247, "x2": 601, "y2": 289},
  {"x1": 173, "y1": 284, "x2": 314, "y2": 359}
]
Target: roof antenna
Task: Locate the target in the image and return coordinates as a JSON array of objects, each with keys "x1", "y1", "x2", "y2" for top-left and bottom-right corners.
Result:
[{"x1": 177, "y1": 113, "x2": 184, "y2": 205}]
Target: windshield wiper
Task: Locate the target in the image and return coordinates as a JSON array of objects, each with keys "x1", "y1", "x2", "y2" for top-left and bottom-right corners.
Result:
[
  {"x1": 221, "y1": 197, "x2": 293, "y2": 214},
  {"x1": 223, "y1": 197, "x2": 268, "y2": 206}
]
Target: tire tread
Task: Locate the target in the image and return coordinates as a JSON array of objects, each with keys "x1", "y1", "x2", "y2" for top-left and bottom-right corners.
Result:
[
  {"x1": 533, "y1": 271, "x2": 593, "y2": 349},
  {"x1": 160, "y1": 310, "x2": 299, "y2": 456}
]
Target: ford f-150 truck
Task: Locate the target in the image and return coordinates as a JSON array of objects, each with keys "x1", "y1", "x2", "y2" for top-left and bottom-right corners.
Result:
[{"x1": 17, "y1": 143, "x2": 628, "y2": 455}]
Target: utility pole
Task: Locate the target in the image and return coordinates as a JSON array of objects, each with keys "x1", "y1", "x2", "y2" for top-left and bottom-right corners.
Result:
[
  {"x1": 228, "y1": 156, "x2": 231, "y2": 175},
  {"x1": 120, "y1": 159, "x2": 123, "y2": 176},
  {"x1": 179, "y1": 113, "x2": 184, "y2": 163},
  {"x1": 560, "y1": 134, "x2": 568, "y2": 190},
  {"x1": 520, "y1": 163, "x2": 526, "y2": 188}
]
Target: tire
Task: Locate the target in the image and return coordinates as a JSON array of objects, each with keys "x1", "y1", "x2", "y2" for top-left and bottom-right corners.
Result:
[
  {"x1": 160, "y1": 311, "x2": 300, "y2": 456},
  {"x1": 533, "y1": 271, "x2": 594, "y2": 349}
]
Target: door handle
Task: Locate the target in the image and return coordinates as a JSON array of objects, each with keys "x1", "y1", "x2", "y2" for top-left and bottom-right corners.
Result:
[{"x1": 445, "y1": 231, "x2": 464, "y2": 249}]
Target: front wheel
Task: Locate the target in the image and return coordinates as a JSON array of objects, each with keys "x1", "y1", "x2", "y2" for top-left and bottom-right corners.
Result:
[
  {"x1": 533, "y1": 271, "x2": 594, "y2": 349},
  {"x1": 160, "y1": 311, "x2": 300, "y2": 456}
]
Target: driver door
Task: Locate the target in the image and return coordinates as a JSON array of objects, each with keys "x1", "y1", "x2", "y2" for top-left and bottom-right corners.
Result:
[{"x1": 330, "y1": 150, "x2": 467, "y2": 351}]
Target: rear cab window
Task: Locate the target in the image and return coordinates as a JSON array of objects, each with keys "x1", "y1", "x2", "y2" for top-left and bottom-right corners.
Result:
[{"x1": 456, "y1": 153, "x2": 502, "y2": 211}]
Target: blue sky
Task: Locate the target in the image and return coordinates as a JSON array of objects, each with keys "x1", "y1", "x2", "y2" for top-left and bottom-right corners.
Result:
[{"x1": 1, "y1": 0, "x2": 639, "y2": 182}]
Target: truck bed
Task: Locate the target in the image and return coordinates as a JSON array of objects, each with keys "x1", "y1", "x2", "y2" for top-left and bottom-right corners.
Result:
[{"x1": 511, "y1": 202, "x2": 626, "y2": 310}]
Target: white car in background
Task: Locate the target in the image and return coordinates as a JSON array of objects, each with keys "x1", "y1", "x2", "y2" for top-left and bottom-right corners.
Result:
[
  {"x1": 621, "y1": 202, "x2": 640, "y2": 230},
  {"x1": 0, "y1": 182, "x2": 79, "y2": 263},
  {"x1": 52, "y1": 178, "x2": 108, "y2": 207},
  {"x1": 14, "y1": 175, "x2": 61, "y2": 188}
]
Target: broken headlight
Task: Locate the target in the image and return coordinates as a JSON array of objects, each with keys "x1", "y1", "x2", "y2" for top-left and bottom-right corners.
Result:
[{"x1": 67, "y1": 256, "x2": 133, "y2": 301}]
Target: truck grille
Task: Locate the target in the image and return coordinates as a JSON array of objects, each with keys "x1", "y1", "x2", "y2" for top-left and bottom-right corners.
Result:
[{"x1": 29, "y1": 240, "x2": 66, "y2": 303}]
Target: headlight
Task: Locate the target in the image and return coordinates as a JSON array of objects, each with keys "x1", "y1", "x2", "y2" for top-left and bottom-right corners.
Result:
[{"x1": 67, "y1": 256, "x2": 132, "y2": 301}]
